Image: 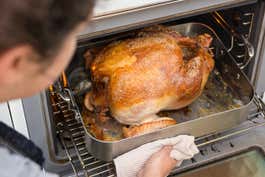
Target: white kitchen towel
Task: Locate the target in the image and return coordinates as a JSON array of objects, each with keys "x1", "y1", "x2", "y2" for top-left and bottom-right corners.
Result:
[{"x1": 114, "y1": 135, "x2": 199, "y2": 177}]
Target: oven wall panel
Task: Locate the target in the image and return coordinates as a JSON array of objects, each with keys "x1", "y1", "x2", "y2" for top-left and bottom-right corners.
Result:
[
  {"x1": 0, "y1": 100, "x2": 29, "y2": 138},
  {"x1": 8, "y1": 99, "x2": 29, "y2": 138},
  {"x1": 255, "y1": 41, "x2": 265, "y2": 96},
  {"x1": 0, "y1": 102, "x2": 13, "y2": 127},
  {"x1": 252, "y1": 7, "x2": 265, "y2": 96}
]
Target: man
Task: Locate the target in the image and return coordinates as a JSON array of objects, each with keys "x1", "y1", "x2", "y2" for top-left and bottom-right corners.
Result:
[{"x1": 0, "y1": 0, "x2": 177, "y2": 177}]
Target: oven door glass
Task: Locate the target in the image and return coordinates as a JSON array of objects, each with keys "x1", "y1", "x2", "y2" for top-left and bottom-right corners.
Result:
[{"x1": 175, "y1": 149, "x2": 265, "y2": 177}]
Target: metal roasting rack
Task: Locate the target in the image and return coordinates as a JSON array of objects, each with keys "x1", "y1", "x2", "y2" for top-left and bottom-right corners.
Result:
[
  {"x1": 48, "y1": 81, "x2": 265, "y2": 177},
  {"x1": 51, "y1": 94, "x2": 115, "y2": 177}
]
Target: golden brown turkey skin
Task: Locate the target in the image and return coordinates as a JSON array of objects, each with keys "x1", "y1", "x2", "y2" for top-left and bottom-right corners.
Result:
[{"x1": 89, "y1": 27, "x2": 214, "y2": 126}]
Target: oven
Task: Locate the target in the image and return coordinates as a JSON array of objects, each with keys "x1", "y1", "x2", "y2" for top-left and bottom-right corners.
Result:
[{"x1": 15, "y1": 0, "x2": 265, "y2": 176}]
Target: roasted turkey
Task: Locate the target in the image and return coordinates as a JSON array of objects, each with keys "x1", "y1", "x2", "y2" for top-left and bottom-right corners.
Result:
[{"x1": 84, "y1": 26, "x2": 214, "y2": 138}]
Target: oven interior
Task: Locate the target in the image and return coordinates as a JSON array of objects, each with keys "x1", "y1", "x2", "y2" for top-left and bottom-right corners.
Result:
[{"x1": 44, "y1": 1, "x2": 265, "y2": 176}]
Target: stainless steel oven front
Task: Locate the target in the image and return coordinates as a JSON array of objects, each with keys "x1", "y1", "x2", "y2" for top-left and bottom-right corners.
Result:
[{"x1": 20, "y1": 0, "x2": 265, "y2": 176}]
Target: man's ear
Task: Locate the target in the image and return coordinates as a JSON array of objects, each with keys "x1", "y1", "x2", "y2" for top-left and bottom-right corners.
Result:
[{"x1": 0, "y1": 45, "x2": 34, "y2": 85}]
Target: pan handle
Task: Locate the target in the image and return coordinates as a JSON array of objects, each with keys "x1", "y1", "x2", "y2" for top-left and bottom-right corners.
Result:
[
  {"x1": 253, "y1": 93, "x2": 265, "y2": 117},
  {"x1": 211, "y1": 12, "x2": 255, "y2": 70}
]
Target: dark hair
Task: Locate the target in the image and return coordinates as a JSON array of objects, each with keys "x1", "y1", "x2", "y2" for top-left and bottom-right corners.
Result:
[{"x1": 0, "y1": 0, "x2": 94, "y2": 59}]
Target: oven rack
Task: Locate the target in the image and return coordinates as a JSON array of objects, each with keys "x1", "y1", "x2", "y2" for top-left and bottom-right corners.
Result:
[
  {"x1": 50, "y1": 86, "x2": 265, "y2": 177},
  {"x1": 210, "y1": 11, "x2": 255, "y2": 69},
  {"x1": 52, "y1": 93, "x2": 116, "y2": 177}
]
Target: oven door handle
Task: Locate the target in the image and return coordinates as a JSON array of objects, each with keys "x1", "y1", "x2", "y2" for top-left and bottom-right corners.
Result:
[{"x1": 196, "y1": 120, "x2": 265, "y2": 148}]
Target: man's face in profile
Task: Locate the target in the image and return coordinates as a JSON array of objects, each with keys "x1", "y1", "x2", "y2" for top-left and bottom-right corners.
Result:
[{"x1": 0, "y1": 23, "x2": 87, "y2": 102}]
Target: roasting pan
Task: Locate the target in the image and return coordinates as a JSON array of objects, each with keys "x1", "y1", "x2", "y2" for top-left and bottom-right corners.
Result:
[{"x1": 73, "y1": 23, "x2": 254, "y2": 161}]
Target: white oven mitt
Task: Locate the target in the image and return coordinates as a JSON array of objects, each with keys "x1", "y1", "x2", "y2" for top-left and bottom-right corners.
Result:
[{"x1": 114, "y1": 135, "x2": 199, "y2": 177}]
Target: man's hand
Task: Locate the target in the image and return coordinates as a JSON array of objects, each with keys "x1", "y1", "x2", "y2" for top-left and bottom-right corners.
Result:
[
  {"x1": 137, "y1": 146, "x2": 177, "y2": 177},
  {"x1": 114, "y1": 135, "x2": 198, "y2": 177}
]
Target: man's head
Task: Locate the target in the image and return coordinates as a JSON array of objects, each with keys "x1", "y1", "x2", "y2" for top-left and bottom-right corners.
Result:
[{"x1": 0, "y1": 0, "x2": 94, "y2": 102}]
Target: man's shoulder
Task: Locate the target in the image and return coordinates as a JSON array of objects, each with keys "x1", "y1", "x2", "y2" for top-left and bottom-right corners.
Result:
[
  {"x1": 0, "y1": 143, "x2": 58, "y2": 177},
  {"x1": 0, "y1": 121, "x2": 44, "y2": 166}
]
